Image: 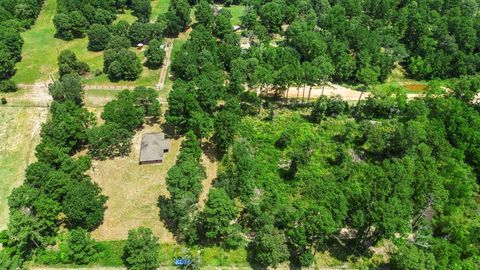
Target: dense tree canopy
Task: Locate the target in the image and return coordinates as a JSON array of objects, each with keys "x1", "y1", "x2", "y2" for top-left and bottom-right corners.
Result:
[{"x1": 123, "y1": 227, "x2": 160, "y2": 270}]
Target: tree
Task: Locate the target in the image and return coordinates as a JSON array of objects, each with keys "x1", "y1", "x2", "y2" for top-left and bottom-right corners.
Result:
[
  {"x1": 59, "y1": 228, "x2": 98, "y2": 264},
  {"x1": 0, "y1": 79, "x2": 17, "y2": 93},
  {"x1": 213, "y1": 98, "x2": 241, "y2": 153},
  {"x1": 40, "y1": 101, "x2": 95, "y2": 153},
  {"x1": 106, "y1": 35, "x2": 131, "y2": 50},
  {"x1": 53, "y1": 12, "x2": 89, "y2": 40},
  {"x1": 259, "y1": 2, "x2": 284, "y2": 33},
  {"x1": 250, "y1": 224, "x2": 289, "y2": 267},
  {"x1": 0, "y1": 45, "x2": 15, "y2": 79},
  {"x1": 58, "y1": 50, "x2": 90, "y2": 77},
  {"x1": 214, "y1": 10, "x2": 233, "y2": 39},
  {"x1": 166, "y1": 81, "x2": 202, "y2": 133},
  {"x1": 128, "y1": 22, "x2": 152, "y2": 45},
  {"x1": 87, "y1": 123, "x2": 133, "y2": 160},
  {"x1": 390, "y1": 242, "x2": 436, "y2": 270},
  {"x1": 48, "y1": 73, "x2": 84, "y2": 105},
  {"x1": 195, "y1": 0, "x2": 214, "y2": 29},
  {"x1": 101, "y1": 90, "x2": 145, "y2": 131},
  {"x1": 355, "y1": 66, "x2": 380, "y2": 106},
  {"x1": 163, "y1": 0, "x2": 191, "y2": 37},
  {"x1": 110, "y1": 20, "x2": 131, "y2": 37},
  {"x1": 131, "y1": 0, "x2": 152, "y2": 23},
  {"x1": 63, "y1": 180, "x2": 107, "y2": 231},
  {"x1": 87, "y1": 24, "x2": 111, "y2": 51},
  {"x1": 311, "y1": 95, "x2": 348, "y2": 122},
  {"x1": 132, "y1": 86, "x2": 161, "y2": 117},
  {"x1": 144, "y1": 39, "x2": 165, "y2": 68},
  {"x1": 123, "y1": 227, "x2": 160, "y2": 270},
  {"x1": 104, "y1": 49, "x2": 142, "y2": 81},
  {"x1": 200, "y1": 188, "x2": 237, "y2": 242},
  {"x1": 0, "y1": 27, "x2": 23, "y2": 61}
]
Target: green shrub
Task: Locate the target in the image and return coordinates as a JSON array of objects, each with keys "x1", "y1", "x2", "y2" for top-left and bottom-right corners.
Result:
[{"x1": 0, "y1": 80, "x2": 17, "y2": 93}]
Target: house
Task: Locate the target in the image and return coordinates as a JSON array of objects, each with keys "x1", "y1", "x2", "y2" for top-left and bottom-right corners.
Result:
[{"x1": 139, "y1": 133, "x2": 170, "y2": 165}]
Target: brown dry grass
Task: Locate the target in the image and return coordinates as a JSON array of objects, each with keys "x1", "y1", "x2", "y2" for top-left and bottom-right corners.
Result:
[
  {"x1": 197, "y1": 154, "x2": 218, "y2": 211},
  {"x1": 89, "y1": 120, "x2": 180, "y2": 243},
  {"x1": 0, "y1": 107, "x2": 47, "y2": 230}
]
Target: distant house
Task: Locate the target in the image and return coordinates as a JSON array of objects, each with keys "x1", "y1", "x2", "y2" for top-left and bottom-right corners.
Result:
[{"x1": 139, "y1": 133, "x2": 170, "y2": 165}]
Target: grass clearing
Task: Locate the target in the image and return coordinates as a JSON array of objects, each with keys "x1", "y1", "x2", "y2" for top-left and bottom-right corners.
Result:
[
  {"x1": 88, "y1": 118, "x2": 180, "y2": 243},
  {"x1": 225, "y1": 5, "x2": 244, "y2": 25},
  {"x1": 0, "y1": 107, "x2": 47, "y2": 230},
  {"x1": 14, "y1": 0, "x2": 160, "y2": 87},
  {"x1": 152, "y1": 0, "x2": 171, "y2": 20}
]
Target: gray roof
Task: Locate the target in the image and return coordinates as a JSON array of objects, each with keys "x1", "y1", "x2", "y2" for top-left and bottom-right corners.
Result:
[{"x1": 139, "y1": 133, "x2": 170, "y2": 162}]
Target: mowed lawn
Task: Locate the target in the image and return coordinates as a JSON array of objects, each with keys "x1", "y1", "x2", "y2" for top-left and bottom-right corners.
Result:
[
  {"x1": 13, "y1": 0, "x2": 168, "y2": 87},
  {"x1": 0, "y1": 107, "x2": 47, "y2": 230}
]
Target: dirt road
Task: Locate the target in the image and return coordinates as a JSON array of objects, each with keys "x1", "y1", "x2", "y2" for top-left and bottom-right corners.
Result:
[{"x1": 157, "y1": 39, "x2": 173, "y2": 90}]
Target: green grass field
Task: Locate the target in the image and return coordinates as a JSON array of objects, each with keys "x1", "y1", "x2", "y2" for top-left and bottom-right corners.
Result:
[
  {"x1": 13, "y1": 0, "x2": 167, "y2": 86},
  {"x1": 225, "y1": 5, "x2": 244, "y2": 25}
]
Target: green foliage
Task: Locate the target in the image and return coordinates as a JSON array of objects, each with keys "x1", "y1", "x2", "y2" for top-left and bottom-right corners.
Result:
[
  {"x1": 131, "y1": 0, "x2": 152, "y2": 23},
  {"x1": 390, "y1": 242, "x2": 436, "y2": 270},
  {"x1": 87, "y1": 123, "x2": 133, "y2": 160},
  {"x1": 87, "y1": 24, "x2": 111, "y2": 51},
  {"x1": 53, "y1": 12, "x2": 89, "y2": 40},
  {"x1": 195, "y1": 0, "x2": 214, "y2": 29},
  {"x1": 104, "y1": 49, "x2": 142, "y2": 81},
  {"x1": 58, "y1": 50, "x2": 90, "y2": 77},
  {"x1": 163, "y1": 0, "x2": 191, "y2": 37},
  {"x1": 0, "y1": 79, "x2": 16, "y2": 93},
  {"x1": 107, "y1": 35, "x2": 131, "y2": 50},
  {"x1": 48, "y1": 73, "x2": 84, "y2": 105},
  {"x1": 213, "y1": 99, "x2": 241, "y2": 153},
  {"x1": 200, "y1": 188, "x2": 237, "y2": 243},
  {"x1": 311, "y1": 95, "x2": 349, "y2": 122},
  {"x1": 249, "y1": 224, "x2": 289, "y2": 267},
  {"x1": 40, "y1": 101, "x2": 95, "y2": 153},
  {"x1": 0, "y1": 45, "x2": 16, "y2": 79},
  {"x1": 63, "y1": 180, "x2": 108, "y2": 231},
  {"x1": 144, "y1": 39, "x2": 166, "y2": 68},
  {"x1": 101, "y1": 90, "x2": 145, "y2": 131},
  {"x1": 59, "y1": 229, "x2": 98, "y2": 264},
  {"x1": 123, "y1": 227, "x2": 160, "y2": 270}
]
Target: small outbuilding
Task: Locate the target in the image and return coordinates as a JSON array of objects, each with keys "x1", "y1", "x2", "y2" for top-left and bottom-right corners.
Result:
[{"x1": 139, "y1": 133, "x2": 170, "y2": 165}]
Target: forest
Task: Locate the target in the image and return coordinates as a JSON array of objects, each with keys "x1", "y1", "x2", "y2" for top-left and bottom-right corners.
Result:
[{"x1": 1, "y1": 0, "x2": 480, "y2": 269}]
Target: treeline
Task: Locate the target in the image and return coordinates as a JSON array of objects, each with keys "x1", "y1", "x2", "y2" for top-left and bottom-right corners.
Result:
[
  {"x1": 0, "y1": 0, "x2": 44, "y2": 92},
  {"x1": 213, "y1": 80, "x2": 480, "y2": 268},
  {"x1": 0, "y1": 49, "x2": 161, "y2": 268},
  {"x1": 160, "y1": 1, "x2": 480, "y2": 268},
  {"x1": 160, "y1": 0, "x2": 251, "y2": 249},
  {"x1": 0, "y1": 57, "x2": 106, "y2": 268},
  {"x1": 239, "y1": 0, "x2": 480, "y2": 84}
]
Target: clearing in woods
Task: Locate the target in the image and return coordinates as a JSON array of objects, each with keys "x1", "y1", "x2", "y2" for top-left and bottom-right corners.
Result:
[
  {"x1": 89, "y1": 120, "x2": 180, "y2": 242},
  {"x1": 0, "y1": 107, "x2": 47, "y2": 230}
]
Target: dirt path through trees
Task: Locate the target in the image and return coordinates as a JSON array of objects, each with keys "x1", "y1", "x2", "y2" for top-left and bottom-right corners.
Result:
[{"x1": 156, "y1": 39, "x2": 173, "y2": 90}]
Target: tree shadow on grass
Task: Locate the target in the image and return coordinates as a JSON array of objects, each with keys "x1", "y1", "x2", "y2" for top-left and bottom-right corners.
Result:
[
  {"x1": 201, "y1": 140, "x2": 220, "y2": 163},
  {"x1": 160, "y1": 121, "x2": 181, "y2": 140}
]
